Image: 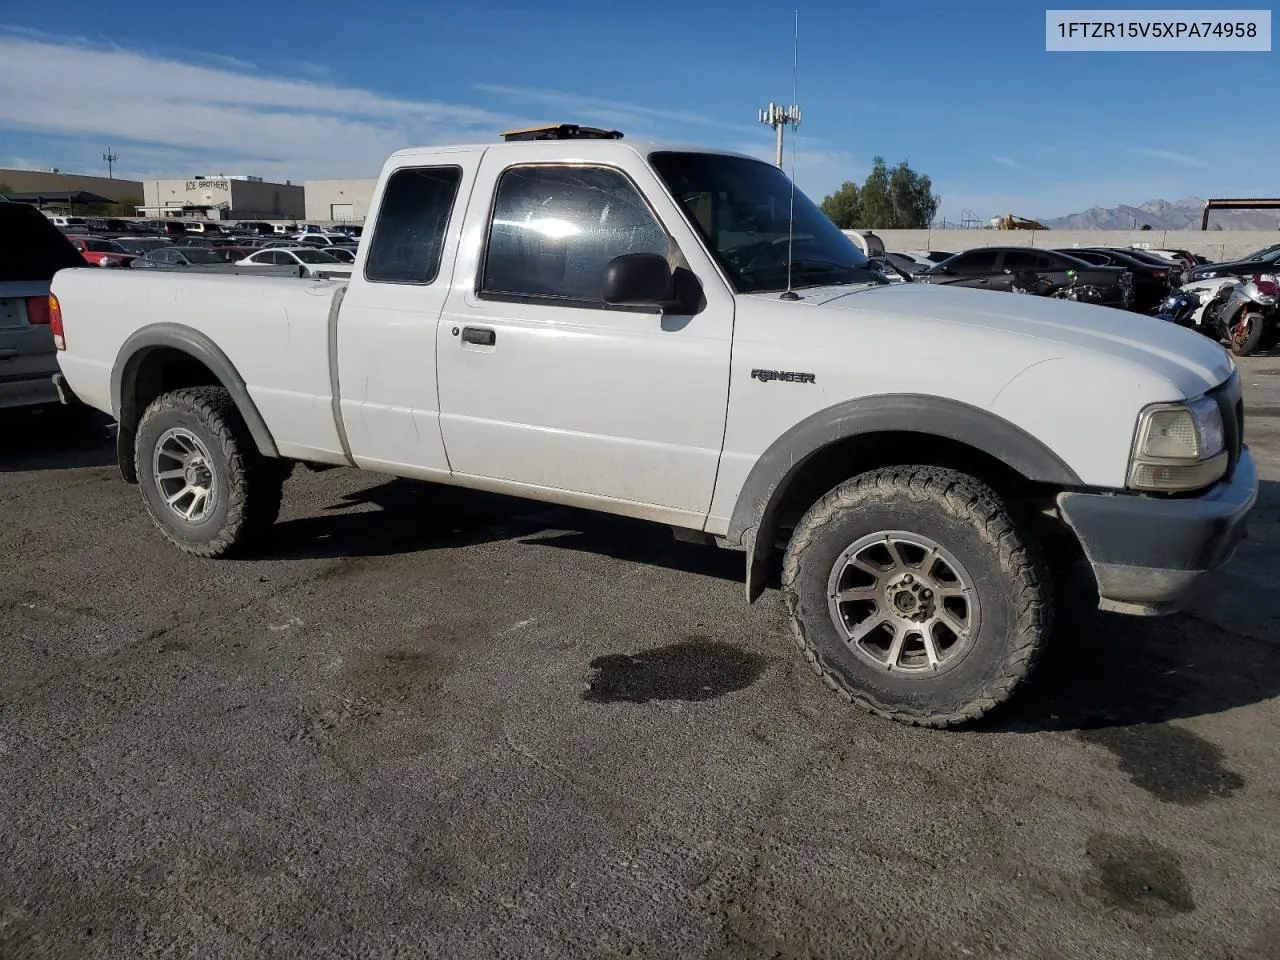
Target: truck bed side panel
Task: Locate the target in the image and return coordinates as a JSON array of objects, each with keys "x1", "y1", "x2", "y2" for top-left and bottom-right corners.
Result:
[{"x1": 52, "y1": 270, "x2": 348, "y2": 462}]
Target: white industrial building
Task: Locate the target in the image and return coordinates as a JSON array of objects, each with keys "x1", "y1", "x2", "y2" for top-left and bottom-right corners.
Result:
[
  {"x1": 304, "y1": 178, "x2": 377, "y2": 223},
  {"x1": 138, "y1": 174, "x2": 305, "y2": 220}
]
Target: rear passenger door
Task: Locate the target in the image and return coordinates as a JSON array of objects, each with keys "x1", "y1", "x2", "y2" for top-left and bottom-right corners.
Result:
[
  {"x1": 336, "y1": 153, "x2": 481, "y2": 475},
  {"x1": 995, "y1": 249, "x2": 1041, "y2": 291}
]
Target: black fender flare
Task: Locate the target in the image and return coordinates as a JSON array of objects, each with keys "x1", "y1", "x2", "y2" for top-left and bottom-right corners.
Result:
[
  {"x1": 110, "y1": 323, "x2": 280, "y2": 481},
  {"x1": 725, "y1": 394, "x2": 1083, "y2": 602}
]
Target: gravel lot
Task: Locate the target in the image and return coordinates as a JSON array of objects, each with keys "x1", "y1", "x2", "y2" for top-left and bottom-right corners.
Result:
[{"x1": 4, "y1": 357, "x2": 1280, "y2": 960}]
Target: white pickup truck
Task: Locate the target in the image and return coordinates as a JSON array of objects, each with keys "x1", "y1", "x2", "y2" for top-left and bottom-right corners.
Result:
[{"x1": 50, "y1": 124, "x2": 1256, "y2": 728}]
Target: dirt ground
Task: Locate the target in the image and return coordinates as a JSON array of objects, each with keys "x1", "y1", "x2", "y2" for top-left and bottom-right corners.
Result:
[{"x1": 3, "y1": 357, "x2": 1280, "y2": 959}]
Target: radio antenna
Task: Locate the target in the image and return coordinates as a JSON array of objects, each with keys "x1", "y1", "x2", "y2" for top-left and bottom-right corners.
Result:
[{"x1": 779, "y1": 9, "x2": 802, "y2": 302}]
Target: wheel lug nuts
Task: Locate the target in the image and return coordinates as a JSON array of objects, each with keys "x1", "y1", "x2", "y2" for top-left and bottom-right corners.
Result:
[{"x1": 903, "y1": 575, "x2": 913, "y2": 583}]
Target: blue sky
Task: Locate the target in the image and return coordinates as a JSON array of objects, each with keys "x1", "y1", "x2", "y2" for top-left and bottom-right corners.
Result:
[{"x1": 0, "y1": 1, "x2": 1274, "y2": 220}]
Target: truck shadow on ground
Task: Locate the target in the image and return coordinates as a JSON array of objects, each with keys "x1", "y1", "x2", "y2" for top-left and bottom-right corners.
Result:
[
  {"x1": 0, "y1": 407, "x2": 115, "y2": 472},
  {"x1": 264, "y1": 475, "x2": 1280, "y2": 730},
  {"x1": 261, "y1": 477, "x2": 749, "y2": 583}
]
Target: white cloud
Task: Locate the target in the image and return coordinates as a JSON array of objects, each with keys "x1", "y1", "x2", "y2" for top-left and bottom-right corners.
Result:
[
  {"x1": 992, "y1": 155, "x2": 1022, "y2": 169},
  {"x1": 0, "y1": 32, "x2": 858, "y2": 200},
  {"x1": 1125, "y1": 146, "x2": 1207, "y2": 167},
  {"x1": 0, "y1": 33, "x2": 531, "y2": 180}
]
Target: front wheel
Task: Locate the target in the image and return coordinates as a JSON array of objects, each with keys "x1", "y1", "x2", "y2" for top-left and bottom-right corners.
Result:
[
  {"x1": 781, "y1": 466, "x2": 1053, "y2": 728},
  {"x1": 135, "y1": 386, "x2": 285, "y2": 557}
]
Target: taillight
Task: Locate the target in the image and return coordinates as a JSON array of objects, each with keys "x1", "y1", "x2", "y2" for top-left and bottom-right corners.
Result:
[
  {"x1": 1254, "y1": 274, "x2": 1279, "y2": 298},
  {"x1": 1151, "y1": 270, "x2": 1167, "y2": 278},
  {"x1": 48, "y1": 294, "x2": 65, "y2": 350},
  {"x1": 24, "y1": 296, "x2": 50, "y2": 325}
]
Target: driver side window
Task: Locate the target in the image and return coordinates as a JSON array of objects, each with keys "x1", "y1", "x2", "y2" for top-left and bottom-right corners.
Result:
[{"x1": 480, "y1": 164, "x2": 671, "y2": 305}]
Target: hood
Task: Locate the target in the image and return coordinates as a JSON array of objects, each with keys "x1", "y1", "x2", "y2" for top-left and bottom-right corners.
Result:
[{"x1": 759, "y1": 281, "x2": 1234, "y2": 397}]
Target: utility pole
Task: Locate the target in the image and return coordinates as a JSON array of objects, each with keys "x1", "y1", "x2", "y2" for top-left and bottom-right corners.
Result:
[
  {"x1": 103, "y1": 147, "x2": 118, "y2": 179},
  {"x1": 758, "y1": 102, "x2": 801, "y2": 168}
]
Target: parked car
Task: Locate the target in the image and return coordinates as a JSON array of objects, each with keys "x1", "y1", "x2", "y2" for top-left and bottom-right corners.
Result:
[
  {"x1": 903, "y1": 249, "x2": 955, "y2": 265},
  {"x1": 920, "y1": 247, "x2": 1132, "y2": 307},
  {"x1": 66, "y1": 236, "x2": 137, "y2": 269},
  {"x1": 112, "y1": 237, "x2": 173, "y2": 256},
  {"x1": 234, "y1": 246, "x2": 353, "y2": 278},
  {"x1": 131, "y1": 247, "x2": 241, "y2": 269},
  {"x1": 1186, "y1": 244, "x2": 1280, "y2": 283},
  {"x1": 292, "y1": 233, "x2": 351, "y2": 247},
  {"x1": 325, "y1": 247, "x2": 357, "y2": 264},
  {"x1": 1, "y1": 201, "x2": 86, "y2": 409},
  {"x1": 1133, "y1": 247, "x2": 1199, "y2": 270},
  {"x1": 50, "y1": 128, "x2": 1254, "y2": 730},
  {"x1": 144, "y1": 219, "x2": 188, "y2": 237},
  {"x1": 883, "y1": 251, "x2": 934, "y2": 275},
  {"x1": 866, "y1": 255, "x2": 913, "y2": 283},
  {"x1": 1053, "y1": 247, "x2": 1173, "y2": 312},
  {"x1": 234, "y1": 221, "x2": 278, "y2": 236},
  {"x1": 48, "y1": 215, "x2": 89, "y2": 231}
]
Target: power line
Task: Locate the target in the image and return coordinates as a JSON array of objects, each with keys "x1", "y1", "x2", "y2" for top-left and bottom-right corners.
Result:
[{"x1": 103, "y1": 147, "x2": 118, "y2": 179}]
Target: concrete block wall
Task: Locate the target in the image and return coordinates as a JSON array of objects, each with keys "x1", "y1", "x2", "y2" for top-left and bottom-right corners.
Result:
[{"x1": 849, "y1": 229, "x2": 1280, "y2": 262}]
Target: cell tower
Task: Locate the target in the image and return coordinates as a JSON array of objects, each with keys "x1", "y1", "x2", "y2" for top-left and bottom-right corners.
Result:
[{"x1": 758, "y1": 102, "x2": 801, "y2": 168}]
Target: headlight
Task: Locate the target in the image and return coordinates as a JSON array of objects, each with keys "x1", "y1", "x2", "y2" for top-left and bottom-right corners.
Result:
[{"x1": 1128, "y1": 395, "x2": 1227, "y2": 492}]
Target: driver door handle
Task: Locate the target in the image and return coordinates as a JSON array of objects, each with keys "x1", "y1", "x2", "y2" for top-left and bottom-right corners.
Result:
[{"x1": 461, "y1": 326, "x2": 495, "y2": 346}]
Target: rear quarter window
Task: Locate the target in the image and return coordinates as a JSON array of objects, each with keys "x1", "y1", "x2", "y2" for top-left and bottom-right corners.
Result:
[{"x1": 364, "y1": 166, "x2": 462, "y2": 284}]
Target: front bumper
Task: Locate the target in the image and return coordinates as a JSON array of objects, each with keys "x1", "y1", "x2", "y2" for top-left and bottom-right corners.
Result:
[{"x1": 1056, "y1": 446, "x2": 1258, "y2": 615}]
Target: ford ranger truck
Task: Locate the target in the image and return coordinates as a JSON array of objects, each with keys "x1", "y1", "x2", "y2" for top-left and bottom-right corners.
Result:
[{"x1": 49, "y1": 124, "x2": 1257, "y2": 728}]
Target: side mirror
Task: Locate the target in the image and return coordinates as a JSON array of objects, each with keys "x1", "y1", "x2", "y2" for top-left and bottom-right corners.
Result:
[{"x1": 603, "y1": 253, "x2": 676, "y2": 307}]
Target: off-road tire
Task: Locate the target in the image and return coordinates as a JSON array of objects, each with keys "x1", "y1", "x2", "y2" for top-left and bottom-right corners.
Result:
[
  {"x1": 781, "y1": 466, "x2": 1053, "y2": 728},
  {"x1": 135, "y1": 386, "x2": 285, "y2": 558},
  {"x1": 1230, "y1": 312, "x2": 1267, "y2": 356}
]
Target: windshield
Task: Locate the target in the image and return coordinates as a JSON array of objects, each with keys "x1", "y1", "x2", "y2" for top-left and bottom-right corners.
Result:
[
  {"x1": 648, "y1": 151, "x2": 880, "y2": 293},
  {"x1": 293, "y1": 249, "x2": 340, "y2": 264},
  {"x1": 1243, "y1": 245, "x2": 1280, "y2": 261},
  {"x1": 86, "y1": 239, "x2": 126, "y2": 253}
]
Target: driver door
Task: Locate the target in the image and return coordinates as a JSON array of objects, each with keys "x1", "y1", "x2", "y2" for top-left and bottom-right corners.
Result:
[{"x1": 435, "y1": 152, "x2": 736, "y2": 527}]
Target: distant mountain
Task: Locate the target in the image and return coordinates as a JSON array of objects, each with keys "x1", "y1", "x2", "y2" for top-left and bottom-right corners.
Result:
[{"x1": 1043, "y1": 197, "x2": 1280, "y2": 231}]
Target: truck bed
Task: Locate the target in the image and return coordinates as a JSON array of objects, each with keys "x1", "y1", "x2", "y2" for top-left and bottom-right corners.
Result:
[{"x1": 52, "y1": 270, "x2": 351, "y2": 462}]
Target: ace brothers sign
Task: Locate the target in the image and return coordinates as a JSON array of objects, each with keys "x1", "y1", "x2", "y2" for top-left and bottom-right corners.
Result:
[{"x1": 185, "y1": 179, "x2": 231, "y2": 192}]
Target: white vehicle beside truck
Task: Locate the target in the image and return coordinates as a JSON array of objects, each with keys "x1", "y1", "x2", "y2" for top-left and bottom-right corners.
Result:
[{"x1": 49, "y1": 124, "x2": 1256, "y2": 727}]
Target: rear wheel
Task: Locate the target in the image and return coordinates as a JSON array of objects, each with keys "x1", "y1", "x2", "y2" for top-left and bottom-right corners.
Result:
[
  {"x1": 135, "y1": 386, "x2": 285, "y2": 557},
  {"x1": 1230, "y1": 312, "x2": 1267, "y2": 356},
  {"x1": 781, "y1": 466, "x2": 1053, "y2": 728}
]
